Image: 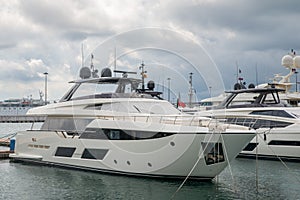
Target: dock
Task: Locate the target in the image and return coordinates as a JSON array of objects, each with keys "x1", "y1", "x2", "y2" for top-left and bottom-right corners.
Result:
[
  {"x1": 0, "y1": 138, "x2": 10, "y2": 146},
  {"x1": 0, "y1": 150, "x2": 11, "y2": 159},
  {"x1": 0, "y1": 138, "x2": 14, "y2": 159},
  {"x1": 0, "y1": 115, "x2": 46, "y2": 123}
]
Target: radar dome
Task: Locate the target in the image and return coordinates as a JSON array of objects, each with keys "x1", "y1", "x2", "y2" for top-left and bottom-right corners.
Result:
[
  {"x1": 281, "y1": 55, "x2": 293, "y2": 67},
  {"x1": 248, "y1": 83, "x2": 255, "y2": 88},
  {"x1": 101, "y1": 68, "x2": 112, "y2": 77},
  {"x1": 293, "y1": 56, "x2": 300, "y2": 68},
  {"x1": 79, "y1": 67, "x2": 91, "y2": 79},
  {"x1": 234, "y1": 83, "x2": 242, "y2": 90},
  {"x1": 147, "y1": 80, "x2": 155, "y2": 90}
]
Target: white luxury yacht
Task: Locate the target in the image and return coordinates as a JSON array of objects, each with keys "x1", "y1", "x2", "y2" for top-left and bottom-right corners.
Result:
[
  {"x1": 198, "y1": 51, "x2": 300, "y2": 109},
  {"x1": 10, "y1": 66, "x2": 255, "y2": 180},
  {"x1": 196, "y1": 88, "x2": 300, "y2": 161}
]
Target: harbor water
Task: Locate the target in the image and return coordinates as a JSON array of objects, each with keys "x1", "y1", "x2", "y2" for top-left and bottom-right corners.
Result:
[{"x1": 1, "y1": 123, "x2": 299, "y2": 200}]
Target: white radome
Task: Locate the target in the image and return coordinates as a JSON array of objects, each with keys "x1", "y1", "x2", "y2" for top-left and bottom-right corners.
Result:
[
  {"x1": 281, "y1": 55, "x2": 293, "y2": 68},
  {"x1": 293, "y1": 56, "x2": 300, "y2": 68}
]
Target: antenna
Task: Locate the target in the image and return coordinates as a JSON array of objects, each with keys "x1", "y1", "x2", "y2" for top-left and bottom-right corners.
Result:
[
  {"x1": 235, "y1": 61, "x2": 239, "y2": 83},
  {"x1": 81, "y1": 43, "x2": 84, "y2": 68},
  {"x1": 139, "y1": 61, "x2": 147, "y2": 90},
  {"x1": 255, "y1": 63, "x2": 258, "y2": 86},
  {"x1": 90, "y1": 54, "x2": 99, "y2": 78},
  {"x1": 114, "y1": 46, "x2": 117, "y2": 77},
  {"x1": 90, "y1": 54, "x2": 94, "y2": 71}
]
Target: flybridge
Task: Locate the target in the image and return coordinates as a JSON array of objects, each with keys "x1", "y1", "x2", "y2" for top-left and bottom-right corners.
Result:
[{"x1": 219, "y1": 88, "x2": 287, "y2": 109}]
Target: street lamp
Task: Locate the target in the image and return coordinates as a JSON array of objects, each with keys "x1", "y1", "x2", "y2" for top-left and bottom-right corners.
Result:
[
  {"x1": 44, "y1": 72, "x2": 48, "y2": 105},
  {"x1": 295, "y1": 71, "x2": 299, "y2": 92},
  {"x1": 167, "y1": 78, "x2": 171, "y2": 102}
]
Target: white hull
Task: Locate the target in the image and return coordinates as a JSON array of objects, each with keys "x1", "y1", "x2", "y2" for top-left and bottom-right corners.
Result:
[
  {"x1": 240, "y1": 130, "x2": 300, "y2": 161},
  {"x1": 10, "y1": 119, "x2": 254, "y2": 179},
  {"x1": 198, "y1": 107, "x2": 300, "y2": 161}
]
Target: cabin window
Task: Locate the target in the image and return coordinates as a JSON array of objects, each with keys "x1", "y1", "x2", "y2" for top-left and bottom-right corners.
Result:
[
  {"x1": 80, "y1": 128, "x2": 174, "y2": 140},
  {"x1": 243, "y1": 143, "x2": 258, "y2": 151},
  {"x1": 202, "y1": 142, "x2": 225, "y2": 165},
  {"x1": 55, "y1": 147, "x2": 76, "y2": 157},
  {"x1": 268, "y1": 140, "x2": 300, "y2": 146},
  {"x1": 250, "y1": 110, "x2": 295, "y2": 118},
  {"x1": 226, "y1": 117, "x2": 293, "y2": 129},
  {"x1": 81, "y1": 148, "x2": 108, "y2": 160},
  {"x1": 41, "y1": 118, "x2": 93, "y2": 134}
]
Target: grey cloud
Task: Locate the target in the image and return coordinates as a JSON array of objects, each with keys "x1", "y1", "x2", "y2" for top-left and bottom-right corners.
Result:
[
  {"x1": 161, "y1": 0, "x2": 300, "y2": 51},
  {"x1": 0, "y1": 43, "x2": 16, "y2": 50},
  {"x1": 1, "y1": 0, "x2": 299, "y2": 100}
]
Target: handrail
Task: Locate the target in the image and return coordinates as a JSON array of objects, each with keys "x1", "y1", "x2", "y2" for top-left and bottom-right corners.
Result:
[{"x1": 92, "y1": 114, "x2": 217, "y2": 128}]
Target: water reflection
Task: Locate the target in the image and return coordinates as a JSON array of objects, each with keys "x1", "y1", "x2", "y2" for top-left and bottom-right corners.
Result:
[{"x1": 0, "y1": 158, "x2": 299, "y2": 200}]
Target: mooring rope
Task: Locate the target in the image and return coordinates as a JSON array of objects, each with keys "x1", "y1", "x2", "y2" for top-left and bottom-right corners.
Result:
[{"x1": 170, "y1": 128, "x2": 219, "y2": 199}]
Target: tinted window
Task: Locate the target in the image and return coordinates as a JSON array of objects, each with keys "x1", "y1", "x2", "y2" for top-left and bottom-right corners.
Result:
[
  {"x1": 243, "y1": 143, "x2": 258, "y2": 151},
  {"x1": 81, "y1": 149, "x2": 108, "y2": 160},
  {"x1": 55, "y1": 147, "x2": 76, "y2": 157},
  {"x1": 41, "y1": 118, "x2": 93, "y2": 133},
  {"x1": 250, "y1": 110, "x2": 295, "y2": 118},
  {"x1": 80, "y1": 128, "x2": 174, "y2": 140},
  {"x1": 268, "y1": 140, "x2": 300, "y2": 146},
  {"x1": 226, "y1": 117, "x2": 292, "y2": 129}
]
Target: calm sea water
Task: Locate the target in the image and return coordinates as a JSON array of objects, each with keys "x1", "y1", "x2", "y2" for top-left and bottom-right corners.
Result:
[{"x1": 1, "y1": 123, "x2": 300, "y2": 200}]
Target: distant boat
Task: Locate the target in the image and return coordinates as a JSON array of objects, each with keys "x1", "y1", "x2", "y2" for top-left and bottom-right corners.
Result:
[{"x1": 0, "y1": 91, "x2": 46, "y2": 116}]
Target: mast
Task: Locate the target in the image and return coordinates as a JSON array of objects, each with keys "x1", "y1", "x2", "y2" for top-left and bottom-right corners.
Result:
[
  {"x1": 188, "y1": 72, "x2": 194, "y2": 108},
  {"x1": 114, "y1": 46, "x2": 117, "y2": 77}
]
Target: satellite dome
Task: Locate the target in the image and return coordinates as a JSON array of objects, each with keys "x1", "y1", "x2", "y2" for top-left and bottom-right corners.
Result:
[
  {"x1": 248, "y1": 83, "x2": 255, "y2": 88},
  {"x1": 79, "y1": 67, "x2": 91, "y2": 79},
  {"x1": 234, "y1": 83, "x2": 242, "y2": 90},
  {"x1": 101, "y1": 68, "x2": 112, "y2": 77},
  {"x1": 147, "y1": 80, "x2": 155, "y2": 90},
  {"x1": 293, "y1": 56, "x2": 300, "y2": 68},
  {"x1": 281, "y1": 55, "x2": 293, "y2": 67}
]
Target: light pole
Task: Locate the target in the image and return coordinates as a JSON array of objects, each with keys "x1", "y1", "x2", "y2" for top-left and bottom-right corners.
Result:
[
  {"x1": 295, "y1": 71, "x2": 298, "y2": 92},
  {"x1": 167, "y1": 78, "x2": 171, "y2": 102},
  {"x1": 44, "y1": 72, "x2": 48, "y2": 105}
]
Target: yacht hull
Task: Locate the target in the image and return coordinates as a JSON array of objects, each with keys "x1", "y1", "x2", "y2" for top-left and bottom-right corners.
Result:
[
  {"x1": 10, "y1": 122, "x2": 254, "y2": 180},
  {"x1": 198, "y1": 108, "x2": 300, "y2": 161},
  {"x1": 239, "y1": 131, "x2": 300, "y2": 162}
]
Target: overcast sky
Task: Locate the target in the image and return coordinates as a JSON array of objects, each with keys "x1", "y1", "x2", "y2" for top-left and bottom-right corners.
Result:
[{"x1": 1, "y1": 0, "x2": 300, "y2": 102}]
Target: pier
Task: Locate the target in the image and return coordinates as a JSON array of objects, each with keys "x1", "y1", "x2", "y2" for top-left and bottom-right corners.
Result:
[
  {"x1": 0, "y1": 115, "x2": 46, "y2": 123},
  {"x1": 0, "y1": 139, "x2": 12, "y2": 159},
  {"x1": 0, "y1": 150, "x2": 11, "y2": 159}
]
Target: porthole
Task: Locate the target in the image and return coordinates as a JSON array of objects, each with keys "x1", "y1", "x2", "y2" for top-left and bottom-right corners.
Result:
[
  {"x1": 148, "y1": 162, "x2": 152, "y2": 167},
  {"x1": 170, "y1": 141, "x2": 175, "y2": 146},
  {"x1": 114, "y1": 160, "x2": 117, "y2": 164},
  {"x1": 127, "y1": 161, "x2": 131, "y2": 165}
]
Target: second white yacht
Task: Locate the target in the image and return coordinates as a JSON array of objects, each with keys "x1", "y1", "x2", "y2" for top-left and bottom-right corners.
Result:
[{"x1": 196, "y1": 88, "x2": 300, "y2": 161}]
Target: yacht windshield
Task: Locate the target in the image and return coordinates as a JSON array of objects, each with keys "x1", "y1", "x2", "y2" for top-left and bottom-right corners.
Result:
[
  {"x1": 60, "y1": 78, "x2": 142, "y2": 101},
  {"x1": 71, "y1": 83, "x2": 119, "y2": 100}
]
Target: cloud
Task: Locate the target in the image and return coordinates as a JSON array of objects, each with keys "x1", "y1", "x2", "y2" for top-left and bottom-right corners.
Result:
[{"x1": 0, "y1": 0, "x2": 299, "y2": 101}]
